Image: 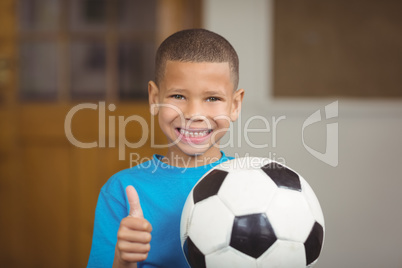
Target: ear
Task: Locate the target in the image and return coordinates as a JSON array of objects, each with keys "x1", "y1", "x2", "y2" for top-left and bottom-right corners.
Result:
[
  {"x1": 148, "y1": 81, "x2": 160, "y2": 116},
  {"x1": 230, "y1": 88, "x2": 245, "y2": 122}
]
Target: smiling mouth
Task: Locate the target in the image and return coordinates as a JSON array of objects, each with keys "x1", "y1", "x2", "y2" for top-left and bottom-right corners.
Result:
[{"x1": 177, "y1": 128, "x2": 213, "y2": 138}]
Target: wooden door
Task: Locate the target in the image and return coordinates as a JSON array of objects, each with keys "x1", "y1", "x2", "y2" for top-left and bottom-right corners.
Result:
[{"x1": 0, "y1": 0, "x2": 201, "y2": 267}]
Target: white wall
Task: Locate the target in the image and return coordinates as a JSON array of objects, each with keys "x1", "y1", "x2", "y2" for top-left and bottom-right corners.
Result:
[{"x1": 204, "y1": 0, "x2": 402, "y2": 267}]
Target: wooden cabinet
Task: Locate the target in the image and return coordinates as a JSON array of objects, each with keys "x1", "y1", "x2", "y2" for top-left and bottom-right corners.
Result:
[{"x1": 0, "y1": 0, "x2": 201, "y2": 266}]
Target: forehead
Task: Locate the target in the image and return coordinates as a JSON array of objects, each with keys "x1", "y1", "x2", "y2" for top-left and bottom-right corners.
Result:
[{"x1": 161, "y1": 61, "x2": 233, "y2": 90}]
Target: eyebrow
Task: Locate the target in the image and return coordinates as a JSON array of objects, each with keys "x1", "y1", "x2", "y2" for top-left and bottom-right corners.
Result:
[
  {"x1": 203, "y1": 90, "x2": 225, "y2": 96},
  {"x1": 166, "y1": 88, "x2": 188, "y2": 93},
  {"x1": 166, "y1": 88, "x2": 226, "y2": 96}
]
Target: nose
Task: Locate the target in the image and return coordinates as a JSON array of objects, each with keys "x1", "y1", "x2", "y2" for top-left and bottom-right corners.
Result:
[{"x1": 183, "y1": 100, "x2": 204, "y2": 121}]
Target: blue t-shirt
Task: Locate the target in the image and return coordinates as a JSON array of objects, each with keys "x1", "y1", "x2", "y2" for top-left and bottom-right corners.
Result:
[{"x1": 87, "y1": 152, "x2": 232, "y2": 268}]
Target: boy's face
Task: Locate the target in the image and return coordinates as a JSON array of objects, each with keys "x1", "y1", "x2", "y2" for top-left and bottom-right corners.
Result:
[{"x1": 149, "y1": 60, "x2": 244, "y2": 159}]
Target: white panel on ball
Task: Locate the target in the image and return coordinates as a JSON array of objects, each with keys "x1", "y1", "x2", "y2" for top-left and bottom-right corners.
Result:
[
  {"x1": 216, "y1": 156, "x2": 273, "y2": 171},
  {"x1": 206, "y1": 246, "x2": 257, "y2": 268},
  {"x1": 266, "y1": 189, "x2": 315, "y2": 242},
  {"x1": 300, "y1": 178, "x2": 325, "y2": 227},
  {"x1": 188, "y1": 196, "x2": 234, "y2": 255},
  {"x1": 218, "y1": 169, "x2": 278, "y2": 216},
  {"x1": 257, "y1": 240, "x2": 306, "y2": 268},
  {"x1": 180, "y1": 192, "x2": 195, "y2": 245}
]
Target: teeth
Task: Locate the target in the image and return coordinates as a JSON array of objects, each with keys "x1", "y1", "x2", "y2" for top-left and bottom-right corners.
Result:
[{"x1": 179, "y1": 129, "x2": 211, "y2": 138}]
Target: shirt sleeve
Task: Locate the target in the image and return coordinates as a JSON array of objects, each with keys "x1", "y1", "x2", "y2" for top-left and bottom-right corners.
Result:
[{"x1": 87, "y1": 186, "x2": 127, "y2": 268}]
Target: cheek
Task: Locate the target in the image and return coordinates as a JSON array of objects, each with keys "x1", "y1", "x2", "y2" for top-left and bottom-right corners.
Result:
[
  {"x1": 215, "y1": 117, "x2": 231, "y2": 129},
  {"x1": 210, "y1": 118, "x2": 231, "y2": 144},
  {"x1": 207, "y1": 103, "x2": 232, "y2": 121},
  {"x1": 158, "y1": 106, "x2": 183, "y2": 125}
]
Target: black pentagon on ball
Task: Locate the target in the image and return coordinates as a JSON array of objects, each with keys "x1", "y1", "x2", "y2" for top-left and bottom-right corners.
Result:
[
  {"x1": 230, "y1": 213, "x2": 277, "y2": 258},
  {"x1": 304, "y1": 221, "x2": 324, "y2": 265},
  {"x1": 261, "y1": 162, "x2": 302, "y2": 191},
  {"x1": 193, "y1": 169, "x2": 228, "y2": 204},
  {"x1": 183, "y1": 237, "x2": 206, "y2": 268}
]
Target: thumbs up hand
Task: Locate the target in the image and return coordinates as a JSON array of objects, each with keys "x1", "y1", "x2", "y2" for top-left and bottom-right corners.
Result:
[
  {"x1": 126, "y1": 185, "x2": 144, "y2": 218},
  {"x1": 113, "y1": 186, "x2": 152, "y2": 268}
]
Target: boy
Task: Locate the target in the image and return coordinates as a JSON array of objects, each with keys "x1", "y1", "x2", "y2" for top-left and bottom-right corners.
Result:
[{"x1": 87, "y1": 29, "x2": 245, "y2": 268}]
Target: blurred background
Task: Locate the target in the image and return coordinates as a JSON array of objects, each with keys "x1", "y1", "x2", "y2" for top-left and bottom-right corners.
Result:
[{"x1": 0, "y1": 0, "x2": 401, "y2": 267}]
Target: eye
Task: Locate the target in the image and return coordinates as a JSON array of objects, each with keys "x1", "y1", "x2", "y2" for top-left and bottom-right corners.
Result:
[
  {"x1": 206, "y1": 96, "x2": 220, "y2": 102},
  {"x1": 171, "y1": 94, "x2": 185, "y2": 100}
]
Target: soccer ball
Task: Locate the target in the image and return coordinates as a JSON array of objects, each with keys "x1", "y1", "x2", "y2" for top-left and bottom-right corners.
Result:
[{"x1": 180, "y1": 157, "x2": 325, "y2": 268}]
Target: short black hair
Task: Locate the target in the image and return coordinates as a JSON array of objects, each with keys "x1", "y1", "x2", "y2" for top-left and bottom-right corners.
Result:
[{"x1": 155, "y1": 28, "x2": 239, "y2": 89}]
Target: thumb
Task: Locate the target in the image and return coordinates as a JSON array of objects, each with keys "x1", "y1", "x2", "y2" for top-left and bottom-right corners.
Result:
[{"x1": 126, "y1": 185, "x2": 144, "y2": 218}]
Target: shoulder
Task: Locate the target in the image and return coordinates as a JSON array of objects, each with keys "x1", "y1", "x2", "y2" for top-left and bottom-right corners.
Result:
[{"x1": 101, "y1": 158, "x2": 157, "y2": 195}]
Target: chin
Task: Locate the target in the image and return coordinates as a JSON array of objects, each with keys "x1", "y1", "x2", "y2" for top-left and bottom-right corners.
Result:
[
  {"x1": 180, "y1": 143, "x2": 221, "y2": 158},
  {"x1": 181, "y1": 147, "x2": 208, "y2": 157}
]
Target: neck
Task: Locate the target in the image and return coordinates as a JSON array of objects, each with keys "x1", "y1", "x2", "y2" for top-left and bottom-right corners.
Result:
[{"x1": 162, "y1": 148, "x2": 222, "y2": 168}]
